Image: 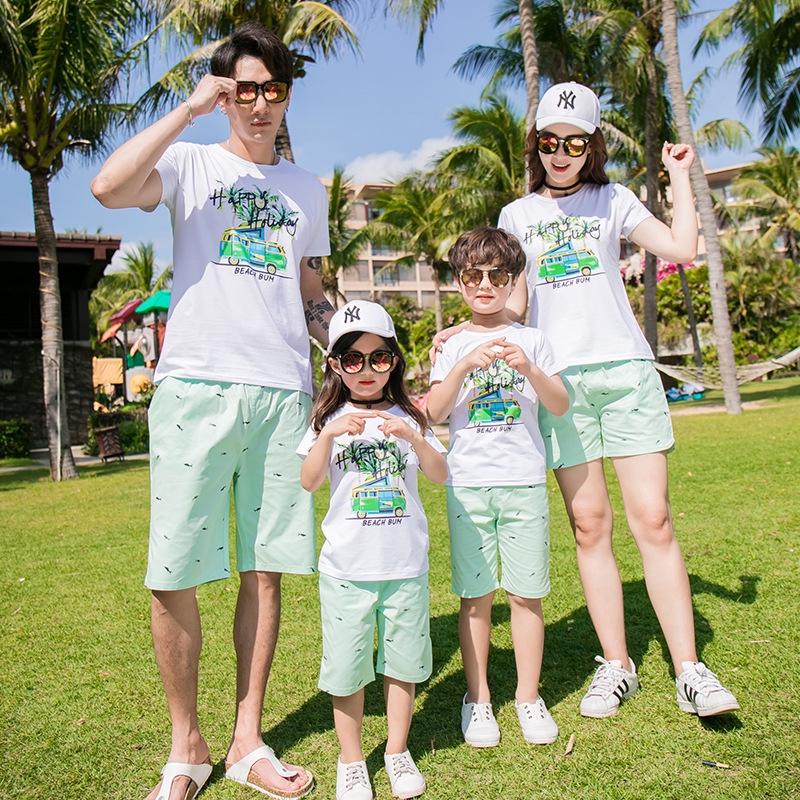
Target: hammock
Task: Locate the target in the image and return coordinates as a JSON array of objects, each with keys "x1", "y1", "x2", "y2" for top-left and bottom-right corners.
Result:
[{"x1": 654, "y1": 344, "x2": 800, "y2": 390}]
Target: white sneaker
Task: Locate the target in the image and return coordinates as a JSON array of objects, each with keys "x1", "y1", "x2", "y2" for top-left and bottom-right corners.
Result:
[
  {"x1": 676, "y1": 661, "x2": 740, "y2": 717},
  {"x1": 461, "y1": 694, "x2": 500, "y2": 747},
  {"x1": 336, "y1": 758, "x2": 372, "y2": 800},
  {"x1": 580, "y1": 656, "x2": 639, "y2": 718},
  {"x1": 515, "y1": 696, "x2": 558, "y2": 744},
  {"x1": 384, "y1": 750, "x2": 426, "y2": 799}
]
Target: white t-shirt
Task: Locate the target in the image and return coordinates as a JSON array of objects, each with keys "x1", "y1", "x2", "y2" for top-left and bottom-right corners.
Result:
[
  {"x1": 498, "y1": 183, "x2": 653, "y2": 370},
  {"x1": 153, "y1": 142, "x2": 330, "y2": 394},
  {"x1": 296, "y1": 405, "x2": 447, "y2": 581},
  {"x1": 429, "y1": 323, "x2": 557, "y2": 486}
]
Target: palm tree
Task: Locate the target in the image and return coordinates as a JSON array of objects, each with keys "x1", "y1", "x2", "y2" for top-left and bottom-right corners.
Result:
[
  {"x1": 325, "y1": 166, "x2": 375, "y2": 307},
  {"x1": 662, "y1": 0, "x2": 742, "y2": 413},
  {"x1": 732, "y1": 146, "x2": 800, "y2": 263},
  {"x1": 0, "y1": 0, "x2": 151, "y2": 479},
  {"x1": 694, "y1": 0, "x2": 800, "y2": 142}
]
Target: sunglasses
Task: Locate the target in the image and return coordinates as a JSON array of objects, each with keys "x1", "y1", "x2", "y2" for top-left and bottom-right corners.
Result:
[
  {"x1": 338, "y1": 350, "x2": 396, "y2": 374},
  {"x1": 536, "y1": 133, "x2": 590, "y2": 158},
  {"x1": 234, "y1": 80, "x2": 290, "y2": 105},
  {"x1": 458, "y1": 267, "x2": 512, "y2": 288}
]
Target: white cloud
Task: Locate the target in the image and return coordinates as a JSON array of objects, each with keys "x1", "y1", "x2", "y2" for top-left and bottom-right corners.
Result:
[{"x1": 341, "y1": 136, "x2": 457, "y2": 183}]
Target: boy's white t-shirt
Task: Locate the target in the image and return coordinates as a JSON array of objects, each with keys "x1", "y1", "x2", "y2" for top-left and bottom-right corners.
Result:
[
  {"x1": 429, "y1": 323, "x2": 557, "y2": 486},
  {"x1": 153, "y1": 142, "x2": 330, "y2": 395},
  {"x1": 498, "y1": 183, "x2": 653, "y2": 370},
  {"x1": 296, "y1": 405, "x2": 447, "y2": 581}
]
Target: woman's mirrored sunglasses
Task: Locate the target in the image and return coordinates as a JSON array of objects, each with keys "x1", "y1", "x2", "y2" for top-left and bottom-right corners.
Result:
[
  {"x1": 338, "y1": 350, "x2": 395, "y2": 374},
  {"x1": 536, "y1": 133, "x2": 590, "y2": 158},
  {"x1": 235, "y1": 80, "x2": 290, "y2": 105},
  {"x1": 459, "y1": 267, "x2": 511, "y2": 288}
]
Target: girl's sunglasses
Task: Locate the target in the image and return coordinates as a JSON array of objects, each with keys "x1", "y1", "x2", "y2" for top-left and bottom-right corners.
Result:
[
  {"x1": 536, "y1": 133, "x2": 590, "y2": 158},
  {"x1": 235, "y1": 80, "x2": 290, "y2": 105},
  {"x1": 459, "y1": 267, "x2": 511, "y2": 288},
  {"x1": 338, "y1": 350, "x2": 395, "y2": 374}
]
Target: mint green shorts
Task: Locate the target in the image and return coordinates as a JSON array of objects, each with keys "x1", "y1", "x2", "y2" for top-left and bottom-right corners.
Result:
[
  {"x1": 446, "y1": 485, "x2": 550, "y2": 599},
  {"x1": 318, "y1": 573, "x2": 432, "y2": 696},
  {"x1": 539, "y1": 360, "x2": 675, "y2": 470},
  {"x1": 145, "y1": 377, "x2": 315, "y2": 591}
]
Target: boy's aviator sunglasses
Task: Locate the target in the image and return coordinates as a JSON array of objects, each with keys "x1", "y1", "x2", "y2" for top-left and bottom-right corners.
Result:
[
  {"x1": 459, "y1": 267, "x2": 511, "y2": 288},
  {"x1": 338, "y1": 350, "x2": 395, "y2": 374},
  {"x1": 536, "y1": 133, "x2": 590, "y2": 157},
  {"x1": 234, "y1": 80, "x2": 290, "y2": 104}
]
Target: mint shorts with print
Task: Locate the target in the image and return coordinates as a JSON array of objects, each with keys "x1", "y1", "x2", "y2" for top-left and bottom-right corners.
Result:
[
  {"x1": 538, "y1": 359, "x2": 675, "y2": 470},
  {"x1": 318, "y1": 573, "x2": 432, "y2": 697},
  {"x1": 446, "y1": 484, "x2": 550, "y2": 600},
  {"x1": 145, "y1": 377, "x2": 315, "y2": 591}
]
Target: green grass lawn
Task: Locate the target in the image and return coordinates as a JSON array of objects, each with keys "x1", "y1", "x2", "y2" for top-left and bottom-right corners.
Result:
[{"x1": 1, "y1": 377, "x2": 799, "y2": 799}]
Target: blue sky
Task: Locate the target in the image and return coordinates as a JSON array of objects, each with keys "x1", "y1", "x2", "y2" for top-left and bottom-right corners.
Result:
[{"x1": 0, "y1": 0, "x2": 785, "y2": 271}]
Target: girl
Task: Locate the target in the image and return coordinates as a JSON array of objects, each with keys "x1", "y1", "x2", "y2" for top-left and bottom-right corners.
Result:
[
  {"x1": 496, "y1": 82, "x2": 739, "y2": 719},
  {"x1": 297, "y1": 300, "x2": 447, "y2": 800}
]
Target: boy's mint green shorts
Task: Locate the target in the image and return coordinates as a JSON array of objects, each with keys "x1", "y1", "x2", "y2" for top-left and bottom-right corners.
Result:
[
  {"x1": 318, "y1": 573, "x2": 432, "y2": 696},
  {"x1": 539, "y1": 359, "x2": 675, "y2": 470},
  {"x1": 446, "y1": 485, "x2": 550, "y2": 599},
  {"x1": 145, "y1": 377, "x2": 315, "y2": 591}
]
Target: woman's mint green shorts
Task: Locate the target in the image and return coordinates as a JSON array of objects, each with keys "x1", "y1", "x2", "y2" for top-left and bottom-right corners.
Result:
[
  {"x1": 539, "y1": 359, "x2": 674, "y2": 470},
  {"x1": 318, "y1": 573, "x2": 432, "y2": 696},
  {"x1": 145, "y1": 377, "x2": 315, "y2": 591}
]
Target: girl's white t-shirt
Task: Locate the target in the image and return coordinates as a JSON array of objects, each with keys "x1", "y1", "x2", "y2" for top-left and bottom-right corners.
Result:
[
  {"x1": 153, "y1": 142, "x2": 330, "y2": 395},
  {"x1": 498, "y1": 183, "x2": 653, "y2": 369},
  {"x1": 296, "y1": 405, "x2": 447, "y2": 581},
  {"x1": 429, "y1": 323, "x2": 557, "y2": 486}
]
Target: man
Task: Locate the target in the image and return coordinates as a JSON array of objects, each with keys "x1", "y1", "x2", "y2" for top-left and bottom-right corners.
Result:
[{"x1": 92, "y1": 22, "x2": 333, "y2": 800}]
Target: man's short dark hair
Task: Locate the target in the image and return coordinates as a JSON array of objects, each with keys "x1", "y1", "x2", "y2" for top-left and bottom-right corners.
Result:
[
  {"x1": 448, "y1": 227, "x2": 527, "y2": 279},
  {"x1": 210, "y1": 22, "x2": 294, "y2": 85}
]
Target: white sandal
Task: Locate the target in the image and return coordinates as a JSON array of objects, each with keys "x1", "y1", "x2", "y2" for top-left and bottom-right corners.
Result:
[
  {"x1": 225, "y1": 744, "x2": 314, "y2": 799},
  {"x1": 155, "y1": 760, "x2": 212, "y2": 800}
]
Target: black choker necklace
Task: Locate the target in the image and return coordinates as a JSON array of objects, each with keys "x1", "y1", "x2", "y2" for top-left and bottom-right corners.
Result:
[
  {"x1": 349, "y1": 394, "x2": 387, "y2": 409},
  {"x1": 544, "y1": 179, "x2": 583, "y2": 195}
]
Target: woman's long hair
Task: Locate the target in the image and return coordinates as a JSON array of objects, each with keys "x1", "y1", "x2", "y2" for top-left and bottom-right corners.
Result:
[
  {"x1": 524, "y1": 126, "x2": 610, "y2": 194},
  {"x1": 310, "y1": 330, "x2": 427, "y2": 433}
]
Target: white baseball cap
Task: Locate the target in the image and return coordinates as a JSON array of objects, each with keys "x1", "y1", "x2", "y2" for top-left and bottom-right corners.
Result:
[
  {"x1": 328, "y1": 300, "x2": 396, "y2": 351},
  {"x1": 536, "y1": 82, "x2": 601, "y2": 134}
]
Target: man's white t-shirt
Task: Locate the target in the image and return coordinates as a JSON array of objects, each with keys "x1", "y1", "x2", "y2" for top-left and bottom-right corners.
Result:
[
  {"x1": 429, "y1": 323, "x2": 557, "y2": 486},
  {"x1": 296, "y1": 406, "x2": 446, "y2": 581},
  {"x1": 153, "y1": 142, "x2": 330, "y2": 395},
  {"x1": 498, "y1": 183, "x2": 653, "y2": 370}
]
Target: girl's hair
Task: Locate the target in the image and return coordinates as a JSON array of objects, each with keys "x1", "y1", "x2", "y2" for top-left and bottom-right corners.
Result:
[
  {"x1": 310, "y1": 330, "x2": 427, "y2": 433},
  {"x1": 524, "y1": 126, "x2": 610, "y2": 194}
]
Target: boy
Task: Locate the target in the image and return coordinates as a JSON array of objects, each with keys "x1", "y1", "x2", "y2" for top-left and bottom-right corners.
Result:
[{"x1": 427, "y1": 227, "x2": 568, "y2": 747}]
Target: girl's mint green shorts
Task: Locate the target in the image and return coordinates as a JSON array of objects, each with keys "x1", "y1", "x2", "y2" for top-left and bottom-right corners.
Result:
[
  {"x1": 318, "y1": 573, "x2": 432, "y2": 696},
  {"x1": 145, "y1": 377, "x2": 315, "y2": 591},
  {"x1": 446, "y1": 484, "x2": 550, "y2": 599},
  {"x1": 539, "y1": 359, "x2": 675, "y2": 470}
]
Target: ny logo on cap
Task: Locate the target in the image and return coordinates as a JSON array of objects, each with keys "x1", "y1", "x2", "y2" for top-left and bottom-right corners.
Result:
[
  {"x1": 557, "y1": 90, "x2": 577, "y2": 110},
  {"x1": 344, "y1": 305, "x2": 361, "y2": 324}
]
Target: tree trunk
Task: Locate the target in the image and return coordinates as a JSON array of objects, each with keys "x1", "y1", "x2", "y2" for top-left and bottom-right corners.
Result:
[
  {"x1": 431, "y1": 262, "x2": 443, "y2": 333},
  {"x1": 661, "y1": 0, "x2": 742, "y2": 413},
  {"x1": 677, "y1": 263, "x2": 703, "y2": 371},
  {"x1": 276, "y1": 117, "x2": 294, "y2": 163},
  {"x1": 518, "y1": 0, "x2": 540, "y2": 136},
  {"x1": 30, "y1": 169, "x2": 79, "y2": 480},
  {"x1": 643, "y1": 41, "x2": 661, "y2": 356}
]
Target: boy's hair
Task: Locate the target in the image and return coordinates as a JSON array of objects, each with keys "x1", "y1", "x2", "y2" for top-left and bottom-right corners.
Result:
[
  {"x1": 210, "y1": 22, "x2": 294, "y2": 85},
  {"x1": 448, "y1": 227, "x2": 526, "y2": 279},
  {"x1": 310, "y1": 330, "x2": 427, "y2": 434},
  {"x1": 524, "y1": 126, "x2": 609, "y2": 194}
]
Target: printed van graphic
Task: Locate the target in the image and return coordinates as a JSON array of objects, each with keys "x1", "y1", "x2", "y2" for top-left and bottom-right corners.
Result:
[
  {"x1": 467, "y1": 388, "x2": 521, "y2": 426},
  {"x1": 538, "y1": 241, "x2": 598, "y2": 283},
  {"x1": 219, "y1": 225, "x2": 287, "y2": 274},
  {"x1": 351, "y1": 475, "x2": 407, "y2": 518}
]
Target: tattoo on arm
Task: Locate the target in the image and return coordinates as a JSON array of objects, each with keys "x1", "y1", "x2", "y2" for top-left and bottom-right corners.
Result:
[
  {"x1": 304, "y1": 298, "x2": 333, "y2": 330},
  {"x1": 306, "y1": 256, "x2": 323, "y2": 276}
]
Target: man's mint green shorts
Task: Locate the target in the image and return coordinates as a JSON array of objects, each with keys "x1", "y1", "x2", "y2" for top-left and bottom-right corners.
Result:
[
  {"x1": 145, "y1": 377, "x2": 315, "y2": 591},
  {"x1": 318, "y1": 573, "x2": 432, "y2": 696},
  {"x1": 446, "y1": 485, "x2": 550, "y2": 599},
  {"x1": 538, "y1": 359, "x2": 675, "y2": 470}
]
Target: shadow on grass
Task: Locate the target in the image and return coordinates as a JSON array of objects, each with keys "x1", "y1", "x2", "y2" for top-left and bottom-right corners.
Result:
[{"x1": 221, "y1": 571, "x2": 757, "y2": 767}]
